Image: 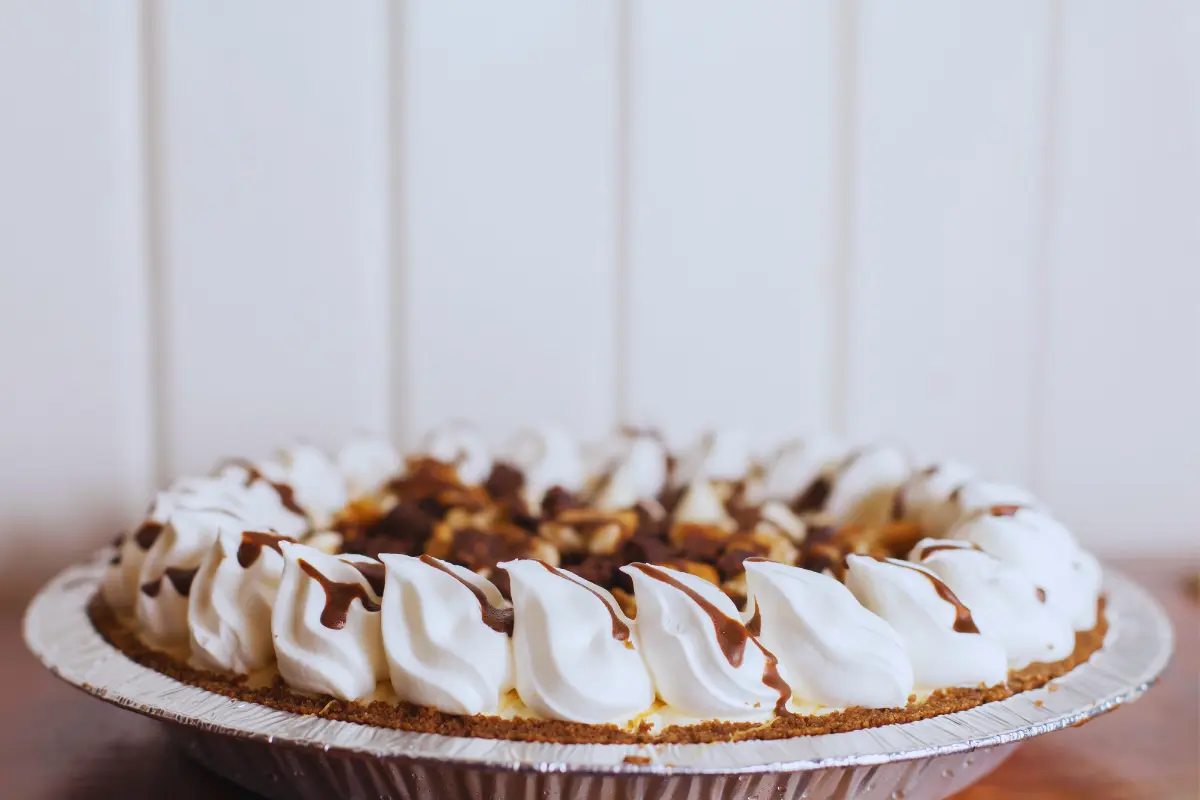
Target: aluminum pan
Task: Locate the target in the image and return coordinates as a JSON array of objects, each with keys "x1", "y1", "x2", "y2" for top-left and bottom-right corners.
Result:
[{"x1": 23, "y1": 554, "x2": 1172, "y2": 778}]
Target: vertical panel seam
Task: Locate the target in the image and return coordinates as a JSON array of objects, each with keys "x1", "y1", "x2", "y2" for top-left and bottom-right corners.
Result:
[
  {"x1": 140, "y1": 0, "x2": 169, "y2": 488},
  {"x1": 829, "y1": 0, "x2": 859, "y2": 438},
  {"x1": 1027, "y1": 0, "x2": 1065, "y2": 493},
  {"x1": 387, "y1": 0, "x2": 411, "y2": 447},
  {"x1": 613, "y1": 0, "x2": 633, "y2": 429}
]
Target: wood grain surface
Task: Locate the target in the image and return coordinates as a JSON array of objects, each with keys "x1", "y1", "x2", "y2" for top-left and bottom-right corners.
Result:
[{"x1": 2, "y1": 559, "x2": 1196, "y2": 800}]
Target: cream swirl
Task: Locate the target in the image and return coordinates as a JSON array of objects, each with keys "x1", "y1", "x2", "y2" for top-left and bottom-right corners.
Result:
[
  {"x1": 824, "y1": 446, "x2": 911, "y2": 526},
  {"x1": 500, "y1": 426, "x2": 585, "y2": 510},
  {"x1": 379, "y1": 554, "x2": 514, "y2": 716},
  {"x1": 500, "y1": 559, "x2": 653, "y2": 724},
  {"x1": 259, "y1": 445, "x2": 349, "y2": 529},
  {"x1": 189, "y1": 529, "x2": 291, "y2": 673},
  {"x1": 337, "y1": 436, "x2": 401, "y2": 497},
  {"x1": 949, "y1": 507, "x2": 1101, "y2": 631},
  {"x1": 761, "y1": 436, "x2": 846, "y2": 502},
  {"x1": 135, "y1": 507, "x2": 241, "y2": 649},
  {"x1": 421, "y1": 420, "x2": 492, "y2": 485},
  {"x1": 845, "y1": 555, "x2": 1008, "y2": 689},
  {"x1": 908, "y1": 538, "x2": 1076, "y2": 667},
  {"x1": 622, "y1": 563, "x2": 787, "y2": 719},
  {"x1": 672, "y1": 430, "x2": 751, "y2": 487},
  {"x1": 895, "y1": 461, "x2": 978, "y2": 534},
  {"x1": 272, "y1": 543, "x2": 386, "y2": 701},
  {"x1": 744, "y1": 560, "x2": 913, "y2": 709},
  {"x1": 595, "y1": 432, "x2": 668, "y2": 502}
]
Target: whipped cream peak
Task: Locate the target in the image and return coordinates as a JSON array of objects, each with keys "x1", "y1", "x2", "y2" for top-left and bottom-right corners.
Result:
[
  {"x1": 135, "y1": 507, "x2": 243, "y2": 649},
  {"x1": 500, "y1": 426, "x2": 585, "y2": 510},
  {"x1": 744, "y1": 560, "x2": 913, "y2": 709},
  {"x1": 500, "y1": 559, "x2": 653, "y2": 724},
  {"x1": 337, "y1": 436, "x2": 401, "y2": 497},
  {"x1": 379, "y1": 554, "x2": 513, "y2": 715},
  {"x1": 263, "y1": 444, "x2": 349, "y2": 528},
  {"x1": 844, "y1": 555, "x2": 1008, "y2": 690},
  {"x1": 189, "y1": 528, "x2": 291, "y2": 673},
  {"x1": 908, "y1": 537, "x2": 1075, "y2": 668},
  {"x1": 823, "y1": 446, "x2": 911, "y2": 526},
  {"x1": 672, "y1": 430, "x2": 751, "y2": 487},
  {"x1": 622, "y1": 562, "x2": 790, "y2": 719},
  {"x1": 949, "y1": 507, "x2": 1100, "y2": 631},
  {"x1": 673, "y1": 479, "x2": 735, "y2": 530},
  {"x1": 595, "y1": 431, "x2": 668, "y2": 502},
  {"x1": 895, "y1": 460, "x2": 978, "y2": 534},
  {"x1": 271, "y1": 542, "x2": 386, "y2": 701},
  {"x1": 756, "y1": 501, "x2": 805, "y2": 541},
  {"x1": 762, "y1": 436, "x2": 847, "y2": 502},
  {"x1": 420, "y1": 420, "x2": 492, "y2": 485}
]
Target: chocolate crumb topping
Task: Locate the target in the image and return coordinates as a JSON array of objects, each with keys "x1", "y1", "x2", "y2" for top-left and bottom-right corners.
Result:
[{"x1": 791, "y1": 476, "x2": 831, "y2": 514}]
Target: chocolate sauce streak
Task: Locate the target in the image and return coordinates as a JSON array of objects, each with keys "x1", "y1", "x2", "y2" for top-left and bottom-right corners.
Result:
[
  {"x1": 914, "y1": 542, "x2": 981, "y2": 560},
  {"x1": 420, "y1": 555, "x2": 514, "y2": 636},
  {"x1": 298, "y1": 559, "x2": 381, "y2": 630},
  {"x1": 139, "y1": 566, "x2": 199, "y2": 598},
  {"x1": 745, "y1": 603, "x2": 762, "y2": 637},
  {"x1": 351, "y1": 562, "x2": 387, "y2": 597},
  {"x1": 223, "y1": 458, "x2": 308, "y2": 519},
  {"x1": 236, "y1": 531, "x2": 292, "y2": 568},
  {"x1": 873, "y1": 557, "x2": 980, "y2": 634},
  {"x1": 133, "y1": 521, "x2": 164, "y2": 551},
  {"x1": 533, "y1": 560, "x2": 630, "y2": 642},
  {"x1": 164, "y1": 566, "x2": 199, "y2": 597},
  {"x1": 630, "y1": 563, "x2": 792, "y2": 714}
]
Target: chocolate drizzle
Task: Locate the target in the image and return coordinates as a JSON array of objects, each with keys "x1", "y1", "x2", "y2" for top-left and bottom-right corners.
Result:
[
  {"x1": 533, "y1": 560, "x2": 630, "y2": 643},
  {"x1": 298, "y1": 559, "x2": 380, "y2": 630},
  {"x1": 133, "y1": 521, "x2": 164, "y2": 551},
  {"x1": 1036, "y1": 587, "x2": 1047, "y2": 603},
  {"x1": 913, "y1": 542, "x2": 982, "y2": 560},
  {"x1": 139, "y1": 566, "x2": 199, "y2": 598},
  {"x1": 223, "y1": 458, "x2": 308, "y2": 519},
  {"x1": 351, "y1": 561, "x2": 387, "y2": 597},
  {"x1": 164, "y1": 566, "x2": 199, "y2": 597},
  {"x1": 630, "y1": 563, "x2": 792, "y2": 714},
  {"x1": 420, "y1": 555, "x2": 514, "y2": 636},
  {"x1": 873, "y1": 557, "x2": 980, "y2": 634},
  {"x1": 745, "y1": 602, "x2": 762, "y2": 637},
  {"x1": 237, "y1": 531, "x2": 292, "y2": 568}
]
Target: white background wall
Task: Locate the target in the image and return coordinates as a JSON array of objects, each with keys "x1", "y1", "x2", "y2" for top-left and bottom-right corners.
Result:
[{"x1": 1, "y1": 0, "x2": 1197, "y2": 583}]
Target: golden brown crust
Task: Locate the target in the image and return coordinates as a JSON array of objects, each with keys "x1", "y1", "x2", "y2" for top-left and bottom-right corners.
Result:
[{"x1": 89, "y1": 594, "x2": 1107, "y2": 745}]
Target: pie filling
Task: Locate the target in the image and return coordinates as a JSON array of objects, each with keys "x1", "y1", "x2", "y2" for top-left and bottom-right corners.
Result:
[{"x1": 94, "y1": 424, "x2": 1107, "y2": 743}]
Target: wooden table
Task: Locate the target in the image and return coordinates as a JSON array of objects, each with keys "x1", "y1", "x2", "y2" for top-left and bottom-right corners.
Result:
[{"x1": 2, "y1": 559, "x2": 1196, "y2": 799}]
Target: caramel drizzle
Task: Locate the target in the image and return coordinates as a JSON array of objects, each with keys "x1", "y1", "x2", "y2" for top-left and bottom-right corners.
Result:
[
  {"x1": 420, "y1": 555, "x2": 514, "y2": 636},
  {"x1": 630, "y1": 563, "x2": 792, "y2": 714},
  {"x1": 872, "y1": 557, "x2": 979, "y2": 634},
  {"x1": 222, "y1": 458, "x2": 308, "y2": 520},
  {"x1": 237, "y1": 531, "x2": 292, "y2": 568},
  {"x1": 1036, "y1": 587, "x2": 1047, "y2": 603},
  {"x1": 298, "y1": 559, "x2": 380, "y2": 630},
  {"x1": 140, "y1": 566, "x2": 200, "y2": 598},
  {"x1": 532, "y1": 560, "x2": 630, "y2": 642}
]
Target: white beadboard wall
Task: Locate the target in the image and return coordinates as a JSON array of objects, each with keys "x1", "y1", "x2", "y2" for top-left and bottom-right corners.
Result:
[{"x1": 0, "y1": 0, "x2": 1197, "y2": 576}]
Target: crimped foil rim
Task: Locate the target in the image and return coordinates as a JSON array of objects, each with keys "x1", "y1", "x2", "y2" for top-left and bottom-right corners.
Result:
[{"x1": 23, "y1": 553, "x2": 1172, "y2": 776}]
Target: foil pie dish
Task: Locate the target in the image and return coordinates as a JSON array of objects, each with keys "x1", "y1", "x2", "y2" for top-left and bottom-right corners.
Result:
[{"x1": 23, "y1": 553, "x2": 1172, "y2": 800}]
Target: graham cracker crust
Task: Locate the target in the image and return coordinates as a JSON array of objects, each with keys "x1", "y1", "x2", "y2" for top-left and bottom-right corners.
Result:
[{"x1": 88, "y1": 594, "x2": 1107, "y2": 745}]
